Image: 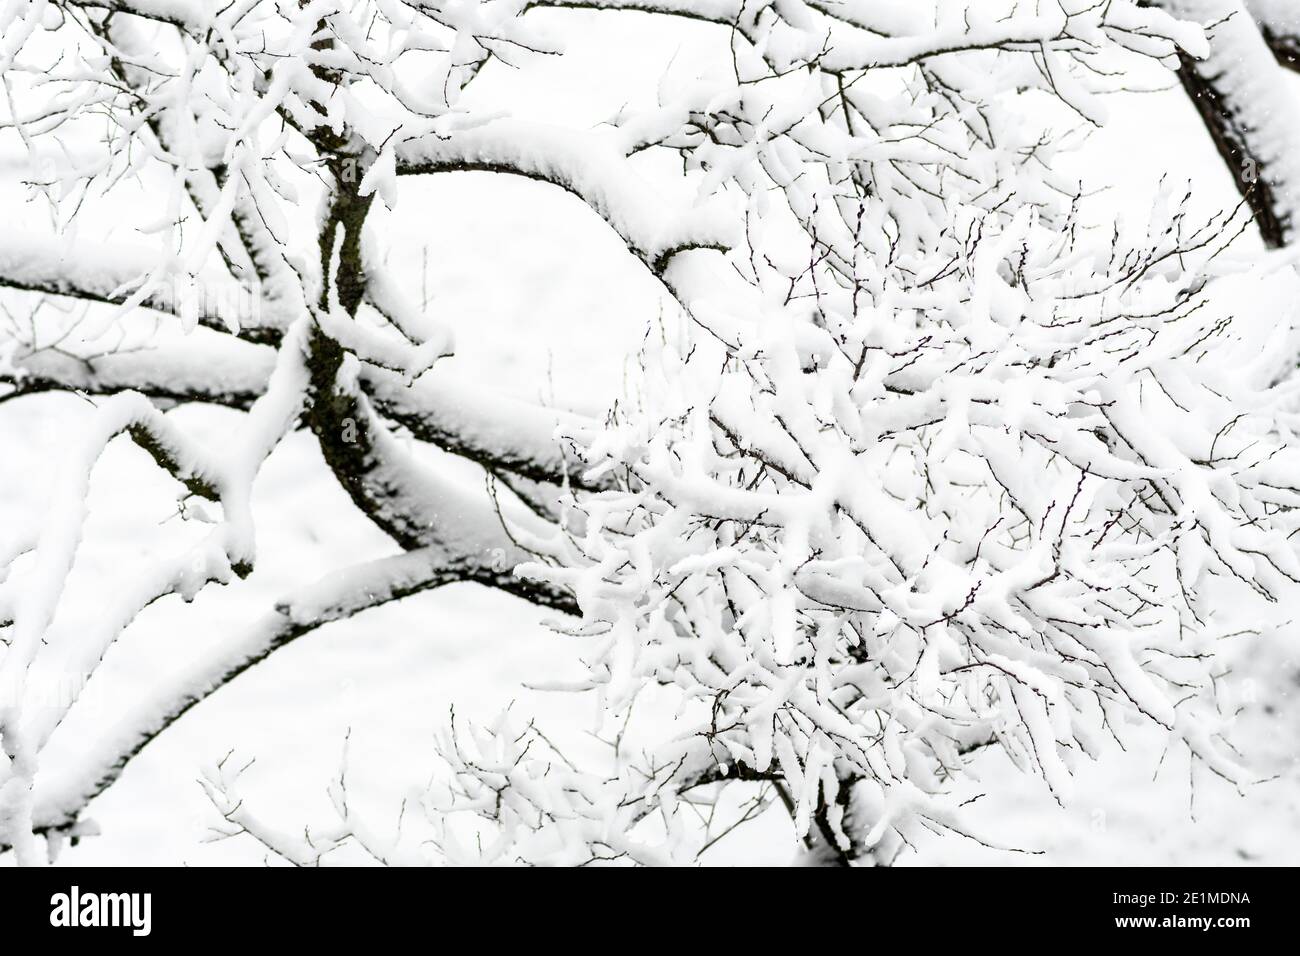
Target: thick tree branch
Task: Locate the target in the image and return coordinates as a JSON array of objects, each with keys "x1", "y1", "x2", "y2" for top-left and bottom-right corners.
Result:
[
  {"x1": 1153, "y1": 0, "x2": 1300, "y2": 247},
  {"x1": 395, "y1": 121, "x2": 732, "y2": 276},
  {"x1": 1, "y1": 340, "x2": 598, "y2": 491},
  {"x1": 18, "y1": 546, "x2": 492, "y2": 848},
  {"x1": 0, "y1": 234, "x2": 287, "y2": 343},
  {"x1": 1246, "y1": 1, "x2": 1300, "y2": 69}
]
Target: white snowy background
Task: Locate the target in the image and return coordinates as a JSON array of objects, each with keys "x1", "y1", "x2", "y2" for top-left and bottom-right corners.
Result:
[{"x1": 2, "y1": 11, "x2": 1299, "y2": 866}]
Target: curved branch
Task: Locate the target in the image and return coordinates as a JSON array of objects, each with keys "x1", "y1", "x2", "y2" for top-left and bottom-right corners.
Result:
[
  {"x1": 395, "y1": 120, "x2": 732, "y2": 275},
  {"x1": 18, "y1": 545, "x2": 494, "y2": 847}
]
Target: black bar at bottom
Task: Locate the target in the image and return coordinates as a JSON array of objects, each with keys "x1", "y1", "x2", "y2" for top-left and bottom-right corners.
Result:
[{"x1": 0, "y1": 866, "x2": 1286, "y2": 941}]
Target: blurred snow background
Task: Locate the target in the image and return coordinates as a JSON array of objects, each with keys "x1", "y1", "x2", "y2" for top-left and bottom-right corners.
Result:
[{"x1": 2, "y1": 11, "x2": 1299, "y2": 865}]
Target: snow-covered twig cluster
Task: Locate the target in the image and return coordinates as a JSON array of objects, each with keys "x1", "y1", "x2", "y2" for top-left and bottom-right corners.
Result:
[
  {"x1": 475, "y1": 201, "x2": 1300, "y2": 864},
  {"x1": 424, "y1": 7, "x2": 1300, "y2": 864}
]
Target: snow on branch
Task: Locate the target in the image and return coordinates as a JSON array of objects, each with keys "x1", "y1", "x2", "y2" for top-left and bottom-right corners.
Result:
[
  {"x1": 0, "y1": 234, "x2": 284, "y2": 342},
  {"x1": 363, "y1": 369, "x2": 605, "y2": 490},
  {"x1": 408, "y1": 7, "x2": 1291, "y2": 863},
  {"x1": 1156, "y1": 0, "x2": 1300, "y2": 247},
  {"x1": 396, "y1": 120, "x2": 734, "y2": 275},
  {"x1": 19, "y1": 545, "x2": 503, "y2": 853},
  {"x1": 0, "y1": 340, "x2": 592, "y2": 490},
  {"x1": 452, "y1": 200, "x2": 1292, "y2": 865},
  {"x1": 0, "y1": 338, "x2": 270, "y2": 410},
  {"x1": 1245, "y1": 0, "x2": 1300, "y2": 68}
]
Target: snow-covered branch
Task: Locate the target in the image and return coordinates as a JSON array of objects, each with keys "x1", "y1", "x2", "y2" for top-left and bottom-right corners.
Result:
[
  {"x1": 396, "y1": 121, "x2": 733, "y2": 275},
  {"x1": 18, "y1": 544, "x2": 515, "y2": 852},
  {"x1": 1154, "y1": 0, "x2": 1300, "y2": 247}
]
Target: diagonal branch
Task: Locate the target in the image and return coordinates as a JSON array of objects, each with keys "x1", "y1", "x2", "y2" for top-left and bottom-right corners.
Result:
[
  {"x1": 1153, "y1": 0, "x2": 1300, "y2": 247},
  {"x1": 1246, "y1": 0, "x2": 1300, "y2": 69},
  {"x1": 17, "y1": 545, "x2": 502, "y2": 849}
]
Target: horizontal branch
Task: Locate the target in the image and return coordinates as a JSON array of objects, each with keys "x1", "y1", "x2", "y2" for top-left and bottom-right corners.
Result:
[
  {"x1": 67, "y1": 0, "x2": 207, "y2": 31},
  {"x1": 1, "y1": 337, "x2": 601, "y2": 492},
  {"x1": 0, "y1": 234, "x2": 287, "y2": 343}
]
